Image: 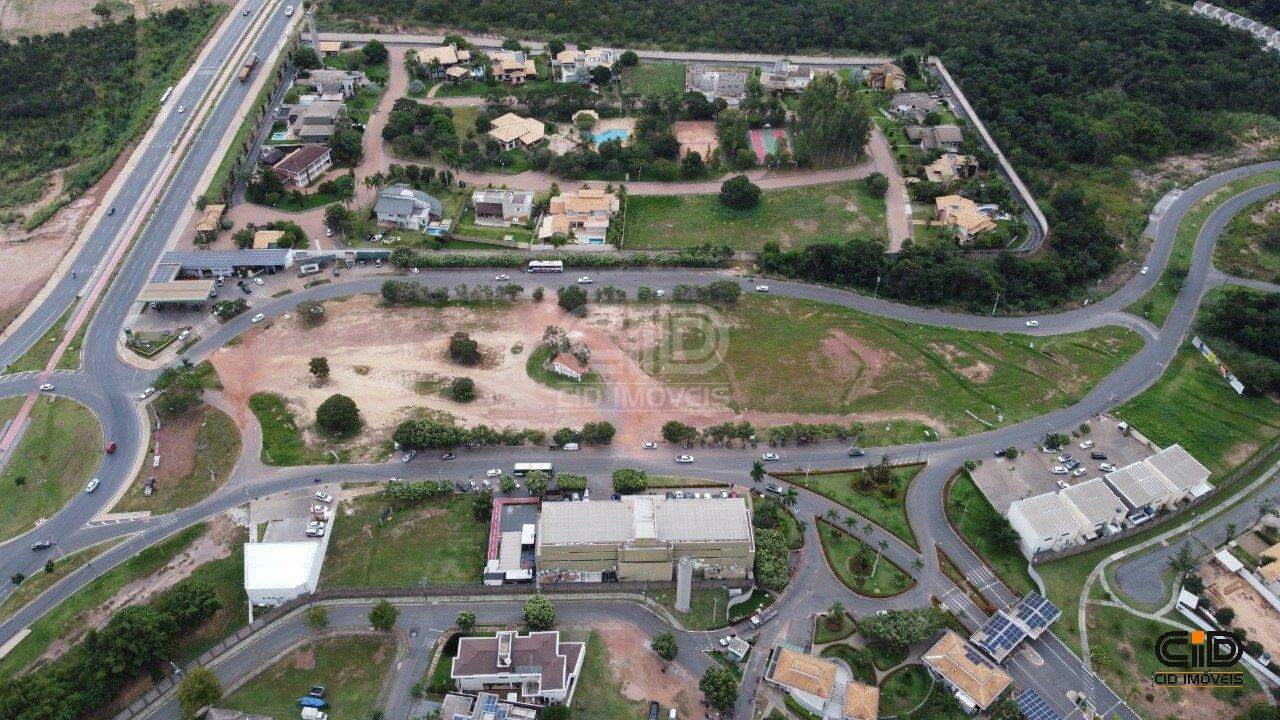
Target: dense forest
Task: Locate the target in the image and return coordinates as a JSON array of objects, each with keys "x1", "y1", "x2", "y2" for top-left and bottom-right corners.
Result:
[
  {"x1": 1198, "y1": 288, "x2": 1280, "y2": 395},
  {"x1": 0, "y1": 3, "x2": 223, "y2": 223},
  {"x1": 1215, "y1": 0, "x2": 1280, "y2": 25}
]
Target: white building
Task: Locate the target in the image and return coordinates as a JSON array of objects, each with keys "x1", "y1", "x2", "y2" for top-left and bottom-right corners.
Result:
[
  {"x1": 553, "y1": 48, "x2": 619, "y2": 83},
  {"x1": 472, "y1": 188, "x2": 534, "y2": 225},
  {"x1": 243, "y1": 539, "x2": 328, "y2": 608},
  {"x1": 1058, "y1": 478, "x2": 1127, "y2": 538},
  {"x1": 375, "y1": 184, "x2": 444, "y2": 230},
  {"x1": 1006, "y1": 492, "x2": 1090, "y2": 556}
]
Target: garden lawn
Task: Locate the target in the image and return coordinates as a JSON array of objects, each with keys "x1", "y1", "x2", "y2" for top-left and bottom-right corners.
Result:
[
  {"x1": 248, "y1": 392, "x2": 326, "y2": 466},
  {"x1": 818, "y1": 520, "x2": 913, "y2": 597},
  {"x1": 620, "y1": 182, "x2": 887, "y2": 250},
  {"x1": 525, "y1": 344, "x2": 604, "y2": 394},
  {"x1": 1214, "y1": 192, "x2": 1280, "y2": 282},
  {"x1": 455, "y1": 209, "x2": 536, "y2": 245},
  {"x1": 877, "y1": 665, "x2": 943, "y2": 718},
  {"x1": 813, "y1": 612, "x2": 856, "y2": 644},
  {"x1": 652, "y1": 587, "x2": 732, "y2": 629},
  {"x1": 0, "y1": 395, "x2": 102, "y2": 542},
  {"x1": 778, "y1": 465, "x2": 921, "y2": 549},
  {"x1": 5, "y1": 303, "x2": 86, "y2": 373},
  {"x1": 944, "y1": 471, "x2": 1037, "y2": 596},
  {"x1": 221, "y1": 635, "x2": 395, "y2": 720},
  {"x1": 567, "y1": 629, "x2": 648, "y2": 720},
  {"x1": 646, "y1": 294, "x2": 1142, "y2": 437},
  {"x1": 115, "y1": 405, "x2": 241, "y2": 514},
  {"x1": 319, "y1": 493, "x2": 487, "y2": 586},
  {"x1": 619, "y1": 62, "x2": 686, "y2": 95},
  {"x1": 819, "y1": 644, "x2": 875, "y2": 684}
]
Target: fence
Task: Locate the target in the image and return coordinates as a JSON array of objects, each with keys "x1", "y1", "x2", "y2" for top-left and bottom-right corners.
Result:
[{"x1": 110, "y1": 578, "x2": 749, "y2": 720}]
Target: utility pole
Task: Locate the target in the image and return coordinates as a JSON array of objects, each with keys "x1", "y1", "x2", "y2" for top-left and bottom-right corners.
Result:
[{"x1": 990, "y1": 292, "x2": 1000, "y2": 316}]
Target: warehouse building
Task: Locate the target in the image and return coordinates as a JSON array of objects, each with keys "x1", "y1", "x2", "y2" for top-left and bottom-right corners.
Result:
[{"x1": 535, "y1": 495, "x2": 753, "y2": 583}]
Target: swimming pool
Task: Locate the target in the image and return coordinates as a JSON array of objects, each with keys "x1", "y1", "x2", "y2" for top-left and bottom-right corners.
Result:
[{"x1": 592, "y1": 128, "x2": 631, "y2": 146}]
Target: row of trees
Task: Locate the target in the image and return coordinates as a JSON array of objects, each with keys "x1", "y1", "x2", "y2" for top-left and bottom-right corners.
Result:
[
  {"x1": 380, "y1": 280, "x2": 525, "y2": 306},
  {"x1": 393, "y1": 417, "x2": 548, "y2": 451}
]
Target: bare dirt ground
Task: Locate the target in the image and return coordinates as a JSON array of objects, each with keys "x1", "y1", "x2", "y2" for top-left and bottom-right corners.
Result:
[
  {"x1": 37, "y1": 515, "x2": 238, "y2": 664},
  {"x1": 674, "y1": 121, "x2": 718, "y2": 160},
  {"x1": 588, "y1": 620, "x2": 701, "y2": 717},
  {"x1": 0, "y1": 0, "x2": 199, "y2": 37}
]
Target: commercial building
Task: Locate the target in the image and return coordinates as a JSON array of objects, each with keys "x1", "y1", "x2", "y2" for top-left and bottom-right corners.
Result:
[
  {"x1": 1006, "y1": 492, "x2": 1089, "y2": 556},
  {"x1": 271, "y1": 144, "x2": 332, "y2": 188},
  {"x1": 243, "y1": 519, "x2": 332, "y2": 613},
  {"x1": 472, "y1": 188, "x2": 534, "y2": 225},
  {"x1": 765, "y1": 644, "x2": 879, "y2": 720},
  {"x1": 922, "y1": 631, "x2": 1012, "y2": 713},
  {"x1": 158, "y1": 249, "x2": 295, "y2": 278},
  {"x1": 375, "y1": 184, "x2": 445, "y2": 231},
  {"x1": 137, "y1": 279, "x2": 216, "y2": 306},
  {"x1": 1057, "y1": 478, "x2": 1127, "y2": 538},
  {"x1": 451, "y1": 630, "x2": 585, "y2": 705},
  {"x1": 535, "y1": 495, "x2": 754, "y2": 583}
]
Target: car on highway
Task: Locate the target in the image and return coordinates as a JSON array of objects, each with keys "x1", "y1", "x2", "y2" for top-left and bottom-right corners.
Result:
[
  {"x1": 577, "y1": 276, "x2": 593, "y2": 284},
  {"x1": 654, "y1": 289, "x2": 666, "y2": 297},
  {"x1": 39, "y1": 383, "x2": 54, "y2": 391},
  {"x1": 486, "y1": 468, "x2": 501, "y2": 478},
  {"x1": 314, "y1": 491, "x2": 333, "y2": 503},
  {"x1": 85, "y1": 477, "x2": 100, "y2": 493},
  {"x1": 1140, "y1": 266, "x2": 1149, "y2": 275},
  {"x1": 401, "y1": 450, "x2": 417, "y2": 463},
  {"x1": 251, "y1": 313, "x2": 265, "y2": 323},
  {"x1": 754, "y1": 284, "x2": 769, "y2": 292},
  {"x1": 410, "y1": 267, "x2": 420, "y2": 274},
  {"x1": 1071, "y1": 467, "x2": 1087, "y2": 477},
  {"x1": 441, "y1": 451, "x2": 456, "y2": 460},
  {"x1": 284, "y1": 4, "x2": 294, "y2": 16},
  {"x1": 107, "y1": 206, "x2": 116, "y2": 216},
  {"x1": 676, "y1": 454, "x2": 694, "y2": 463},
  {"x1": 105, "y1": 442, "x2": 117, "y2": 454},
  {"x1": 244, "y1": 6, "x2": 251, "y2": 15},
  {"x1": 847, "y1": 447, "x2": 865, "y2": 457},
  {"x1": 30, "y1": 539, "x2": 53, "y2": 551},
  {"x1": 495, "y1": 274, "x2": 510, "y2": 281},
  {"x1": 1051, "y1": 465, "x2": 1068, "y2": 474},
  {"x1": 1025, "y1": 320, "x2": 1039, "y2": 327},
  {"x1": 1100, "y1": 462, "x2": 1117, "y2": 472},
  {"x1": 761, "y1": 452, "x2": 780, "y2": 461},
  {"x1": 240, "y1": 283, "x2": 252, "y2": 294},
  {"x1": 177, "y1": 105, "x2": 186, "y2": 113},
  {"x1": 643, "y1": 441, "x2": 657, "y2": 449}
]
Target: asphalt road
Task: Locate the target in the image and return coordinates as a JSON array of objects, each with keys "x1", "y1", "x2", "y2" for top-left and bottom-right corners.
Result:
[{"x1": 0, "y1": 18, "x2": 1278, "y2": 720}]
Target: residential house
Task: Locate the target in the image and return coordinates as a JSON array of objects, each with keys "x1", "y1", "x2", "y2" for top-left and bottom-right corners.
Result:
[
  {"x1": 472, "y1": 188, "x2": 534, "y2": 225},
  {"x1": 760, "y1": 60, "x2": 814, "y2": 93},
  {"x1": 299, "y1": 68, "x2": 366, "y2": 99},
  {"x1": 934, "y1": 195, "x2": 996, "y2": 241},
  {"x1": 374, "y1": 184, "x2": 444, "y2": 231},
  {"x1": 491, "y1": 50, "x2": 537, "y2": 85},
  {"x1": 415, "y1": 44, "x2": 472, "y2": 77},
  {"x1": 549, "y1": 352, "x2": 586, "y2": 381},
  {"x1": 488, "y1": 113, "x2": 546, "y2": 151},
  {"x1": 1006, "y1": 492, "x2": 1090, "y2": 556},
  {"x1": 270, "y1": 143, "x2": 332, "y2": 188},
  {"x1": 553, "y1": 48, "x2": 620, "y2": 83},
  {"x1": 288, "y1": 100, "x2": 345, "y2": 142},
  {"x1": 890, "y1": 92, "x2": 940, "y2": 124},
  {"x1": 923, "y1": 154, "x2": 978, "y2": 183},
  {"x1": 538, "y1": 187, "x2": 619, "y2": 244},
  {"x1": 316, "y1": 40, "x2": 344, "y2": 55},
  {"x1": 866, "y1": 62, "x2": 906, "y2": 91},
  {"x1": 692, "y1": 69, "x2": 748, "y2": 107},
  {"x1": 906, "y1": 124, "x2": 964, "y2": 151},
  {"x1": 922, "y1": 631, "x2": 1012, "y2": 713},
  {"x1": 765, "y1": 644, "x2": 879, "y2": 720},
  {"x1": 450, "y1": 630, "x2": 585, "y2": 705}
]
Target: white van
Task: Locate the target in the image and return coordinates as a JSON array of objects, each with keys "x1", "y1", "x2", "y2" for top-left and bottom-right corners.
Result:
[{"x1": 562, "y1": 442, "x2": 579, "y2": 451}]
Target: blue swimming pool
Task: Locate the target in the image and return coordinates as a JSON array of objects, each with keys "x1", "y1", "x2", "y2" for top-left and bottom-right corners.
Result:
[{"x1": 592, "y1": 128, "x2": 631, "y2": 145}]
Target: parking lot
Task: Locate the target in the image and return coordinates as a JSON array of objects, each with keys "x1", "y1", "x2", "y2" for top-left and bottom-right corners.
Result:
[{"x1": 971, "y1": 415, "x2": 1155, "y2": 512}]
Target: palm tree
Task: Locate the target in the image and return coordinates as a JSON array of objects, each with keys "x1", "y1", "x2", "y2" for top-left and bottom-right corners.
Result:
[
  {"x1": 1225, "y1": 523, "x2": 1238, "y2": 540},
  {"x1": 862, "y1": 521, "x2": 874, "y2": 535},
  {"x1": 783, "y1": 488, "x2": 798, "y2": 508},
  {"x1": 870, "y1": 539, "x2": 889, "y2": 576},
  {"x1": 912, "y1": 557, "x2": 925, "y2": 572},
  {"x1": 844, "y1": 516, "x2": 857, "y2": 531},
  {"x1": 826, "y1": 508, "x2": 839, "y2": 521},
  {"x1": 1259, "y1": 497, "x2": 1277, "y2": 522}
]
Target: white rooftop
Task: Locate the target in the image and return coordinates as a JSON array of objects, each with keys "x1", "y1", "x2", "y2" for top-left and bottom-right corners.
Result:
[
  {"x1": 1059, "y1": 478, "x2": 1126, "y2": 527},
  {"x1": 538, "y1": 496, "x2": 751, "y2": 546},
  {"x1": 1143, "y1": 444, "x2": 1211, "y2": 491},
  {"x1": 1104, "y1": 461, "x2": 1177, "y2": 509},
  {"x1": 1009, "y1": 493, "x2": 1087, "y2": 537},
  {"x1": 244, "y1": 542, "x2": 324, "y2": 591}
]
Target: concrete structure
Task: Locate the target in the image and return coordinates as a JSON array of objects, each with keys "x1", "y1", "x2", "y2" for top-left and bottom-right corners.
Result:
[
  {"x1": 760, "y1": 60, "x2": 814, "y2": 92},
  {"x1": 765, "y1": 644, "x2": 879, "y2": 720},
  {"x1": 375, "y1": 184, "x2": 444, "y2": 230},
  {"x1": 159, "y1": 249, "x2": 295, "y2": 278},
  {"x1": 243, "y1": 515, "x2": 332, "y2": 610},
  {"x1": 472, "y1": 188, "x2": 534, "y2": 225},
  {"x1": 271, "y1": 143, "x2": 332, "y2": 188},
  {"x1": 137, "y1": 279, "x2": 216, "y2": 305},
  {"x1": 1143, "y1": 444, "x2": 1211, "y2": 497},
  {"x1": 1058, "y1": 478, "x2": 1127, "y2": 538},
  {"x1": 451, "y1": 630, "x2": 585, "y2": 705},
  {"x1": 538, "y1": 187, "x2": 618, "y2": 244},
  {"x1": 922, "y1": 631, "x2": 1012, "y2": 713},
  {"x1": 488, "y1": 113, "x2": 546, "y2": 151},
  {"x1": 1007, "y1": 492, "x2": 1089, "y2": 556},
  {"x1": 1102, "y1": 461, "x2": 1179, "y2": 515},
  {"x1": 553, "y1": 48, "x2": 619, "y2": 83},
  {"x1": 535, "y1": 495, "x2": 754, "y2": 583},
  {"x1": 692, "y1": 69, "x2": 748, "y2": 106},
  {"x1": 969, "y1": 592, "x2": 1060, "y2": 663}
]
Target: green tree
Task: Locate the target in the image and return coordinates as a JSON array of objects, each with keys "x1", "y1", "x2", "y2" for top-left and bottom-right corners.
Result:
[
  {"x1": 719, "y1": 175, "x2": 760, "y2": 210},
  {"x1": 500, "y1": 475, "x2": 518, "y2": 494},
  {"x1": 556, "y1": 474, "x2": 589, "y2": 493},
  {"x1": 297, "y1": 299, "x2": 325, "y2": 326},
  {"x1": 325, "y1": 203, "x2": 352, "y2": 232},
  {"x1": 525, "y1": 470, "x2": 550, "y2": 496},
  {"x1": 714, "y1": 109, "x2": 751, "y2": 166},
  {"x1": 456, "y1": 610, "x2": 477, "y2": 633},
  {"x1": 450, "y1": 376, "x2": 477, "y2": 402},
  {"x1": 449, "y1": 331, "x2": 482, "y2": 365},
  {"x1": 317, "y1": 393, "x2": 361, "y2": 435},
  {"x1": 754, "y1": 528, "x2": 789, "y2": 590},
  {"x1": 580, "y1": 420, "x2": 616, "y2": 445},
  {"x1": 857, "y1": 608, "x2": 948, "y2": 648},
  {"x1": 750, "y1": 460, "x2": 765, "y2": 483},
  {"x1": 523, "y1": 595, "x2": 556, "y2": 630},
  {"x1": 612, "y1": 468, "x2": 648, "y2": 494},
  {"x1": 369, "y1": 599, "x2": 400, "y2": 632},
  {"x1": 651, "y1": 631, "x2": 679, "y2": 662},
  {"x1": 557, "y1": 285, "x2": 589, "y2": 313},
  {"x1": 306, "y1": 605, "x2": 329, "y2": 632},
  {"x1": 177, "y1": 667, "x2": 222, "y2": 719},
  {"x1": 662, "y1": 420, "x2": 698, "y2": 445},
  {"x1": 794, "y1": 73, "x2": 873, "y2": 165},
  {"x1": 362, "y1": 39, "x2": 389, "y2": 64},
  {"x1": 699, "y1": 666, "x2": 739, "y2": 710},
  {"x1": 309, "y1": 356, "x2": 330, "y2": 381},
  {"x1": 862, "y1": 172, "x2": 889, "y2": 196}
]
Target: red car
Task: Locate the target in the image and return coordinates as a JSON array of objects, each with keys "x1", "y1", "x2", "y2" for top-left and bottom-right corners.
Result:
[{"x1": 105, "y1": 442, "x2": 117, "y2": 454}]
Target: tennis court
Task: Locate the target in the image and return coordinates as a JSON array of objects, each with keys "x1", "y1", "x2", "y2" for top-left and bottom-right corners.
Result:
[{"x1": 750, "y1": 127, "x2": 792, "y2": 163}]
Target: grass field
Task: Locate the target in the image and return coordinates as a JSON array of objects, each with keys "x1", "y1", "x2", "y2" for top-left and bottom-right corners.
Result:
[
  {"x1": 319, "y1": 493, "x2": 487, "y2": 587},
  {"x1": 652, "y1": 587, "x2": 731, "y2": 629},
  {"x1": 619, "y1": 62, "x2": 686, "y2": 95},
  {"x1": 115, "y1": 405, "x2": 241, "y2": 514},
  {"x1": 4, "y1": 304, "x2": 86, "y2": 373},
  {"x1": 619, "y1": 182, "x2": 887, "y2": 250},
  {"x1": 247, "y1": 392, "x2": 332, "y2": 466},
  {"x1": 778, "y1": 466, "x2": 921, "y2": 549},
  {"x1": 645, "y1": 295, "x2": 1142, "y2": 437},
  {"x1": 1214, "y1": 192, "x2": 1280, "y2": 282},
  {"x1": 567, "y1": 629, "x2": 648, "y2": 720},
  {"x1": 818, "y1": 520, "x2": 914, "y2": 597},
  {"x1": 813, "y1": 612, "x2": 856, "y2": 644},
  {"x1": 0, "y1": 395, "x2": 102, "y2": 542},
  {"x1": 944, "y1": 471, "x2": 1037, "y2": 596},
  {"x1": 221, "y1": 635, "x2": 395, "y2": 720}
]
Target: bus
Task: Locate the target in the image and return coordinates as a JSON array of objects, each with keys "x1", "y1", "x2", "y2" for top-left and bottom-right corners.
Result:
[
  {"x1": 513, "y1": 462, "x2": 554, "y2": 477},
  {"x1": 160, "y1": 86, "x2": 174, "y2": 104},
  {"x1": 526, "y1": 260, "x2": 564, "y2": 273}
]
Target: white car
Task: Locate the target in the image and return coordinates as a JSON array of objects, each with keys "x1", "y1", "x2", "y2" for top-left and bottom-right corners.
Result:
[
  {"x1": 577, "y1": 276, "x2": 593, "y2": 284},
  {"x1": 411, "y1": 267, "x2": 421, "y2": 274},
  {"x1": 495, "y1": 274, "x2": 510, "y2": 281},
  {"x1": 643, "y1": 441, "x2": 657, "y2": 449},
  {"x1": 314, "y1": 491, "x2": 333, "y2": 503},
  {"x1": 85, "y1": 478, "x2": 100, "y2": 493},
  {"x1": 754, "y1": 285, "x2": 770, "y2": 292},
  {"x1": 761, "y1": 452, "x2": 780, "y2": 461},
  {"x1": 284, "y1": 4, "x2": 294, "y2": 16},
  {"x1": 482, "y1": 479, "x2": 493, "y2": 490},
  {"x1": 1071, "y1": 467, "x2": 1087, "y2": 477},
  {"x1": 38, "y1": 383, "x2": 54, "y2": 392},
  {"x1": 676, "y1": 455, "x2": 695, "y2": 464},
  {"x1": 253, "y1": 277, "x2": 265, "y2": 285},
  {"x1": 655, "y1": 289, "x2": 666, "y2": 297},
  {"x1": 1140, "y1": 266, "x2": 1150, "y2": 275},
  {"x1": 250, "y1": 313, "x2": 265, "y2": 323},
  {"x1": 177, "y1": 105, "x2": 186, "y2": 113},
  {"x1": 1100, "y1": 463, "x2": 1117, "y2": 472},
  {"x1": 326, "y1": 227, "x2": 334, "y2": 237},
  {"x1": 1050, "y1": 466, "x2": 1068, "y2": 475},
  {"x1": 718, "y1": 635, "x2": 735, "y2": 648},
  {"x1": 1079, "y1": 439, "x2": 1094, "y2": 449},
  {"x1": 486, "y1": 468, "x2": 501, "y2": 478},
  {"x1": 1057, "y1": 479, "x2": 1070, "y2": 490},
  {"x1": 401, "y1": 450, "x2": 417, "y2": 463},
  {"x1": 1025, "y1": 320, "x2": 1039, "y2": 327}
]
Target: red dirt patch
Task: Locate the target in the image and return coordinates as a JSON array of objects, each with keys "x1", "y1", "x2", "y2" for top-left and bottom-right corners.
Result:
[{"x1": 590, "y1": 621, "x2": 700, "y2": 717}]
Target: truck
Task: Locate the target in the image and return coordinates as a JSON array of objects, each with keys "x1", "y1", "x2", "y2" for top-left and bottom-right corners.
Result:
[
  {"x1": 749, "y1": 608, "x2": 778, "y2": 628},
  {"x1": 239, "y1": 52, "x2": 258, "y2": 82},
  {"x1": 300, "y1": 709, "x2": 328, "y2": 720}
]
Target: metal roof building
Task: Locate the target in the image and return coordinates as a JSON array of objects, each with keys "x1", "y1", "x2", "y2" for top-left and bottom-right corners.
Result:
[
  {"x1": 1103, "y1": 461, "x2": 1178, "y2": 512},
  {"x1": 1058, "y1": 478, "x2": 1127, "y2": 533},
  {"x1": 1143, "y1": 444, "x2": 1211, "y2": 492},
  {"x1": 1006, "y1": 492, "x2": 1089, "y2": 556}
]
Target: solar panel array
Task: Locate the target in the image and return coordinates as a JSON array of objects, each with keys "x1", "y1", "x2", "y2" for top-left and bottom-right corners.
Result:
[
  {"x1": 972, "y1": 612, "x2": 1028, "y2": 661},
  {"x1": 482, "y1": 694, "x2": 510, "y2": 720},
  {"x1": 1016, "y1": 689, "x2": 1062, "y2": 720},
  {"x1": 1011, "y1": 592, "x2": 1061, "y2": 633}
]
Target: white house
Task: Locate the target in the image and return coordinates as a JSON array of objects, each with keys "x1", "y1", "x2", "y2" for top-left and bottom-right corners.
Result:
[
  {"x1": 375, "y1": 184, "x2": 444, "y2": 230},
  {"x1": 553, "y1": 48, "x2": 619, "y2": 83},
  {"x1": 1058, "y1": 478, "x2": 1127, "y2": 539},
  {"x1": 472, "y1": 188, "x2": 534, "y2": 225},
  {"x1": 451, "y1": 630, "x2": 585, "y2": 705}
]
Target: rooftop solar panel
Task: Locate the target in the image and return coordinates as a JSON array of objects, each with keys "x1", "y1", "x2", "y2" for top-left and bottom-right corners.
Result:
[
  {"x1": 1011, "y1": 592, "x2": 1061, "y2": 631},
  {"x1": 1017, "y1": 689, "x2": 1063, "y2": 720},
  {"x1": 972, "y1": 612, "x2": 1028, "y2": 661}
]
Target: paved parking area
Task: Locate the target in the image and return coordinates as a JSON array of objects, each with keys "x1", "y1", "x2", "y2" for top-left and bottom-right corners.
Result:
[{"x1": 971, "y1": 415, "x2": 1154, "y2": 512}]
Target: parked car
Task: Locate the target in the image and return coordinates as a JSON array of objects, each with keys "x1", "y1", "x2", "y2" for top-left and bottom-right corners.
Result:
[
  {"x1": 1100, "y1": 463, "x2": 1117, "y2": 472},
  {"x1": 1057, "y1": 479, "x2": 1070, "y2": 490},
  {"x1": 486, "y1": 468, "x2": 501, "y2": 478},
  {"x1": 30, "y1": 539, "x2": 53, "y2": 551},
  {"x1": 676, "y1": 455, "x2": 695, "y2": 463},
  {"x1": 85, "y1": 478, "x2": 100, "y2": 493},
  {"x1": 441, "y1": 452, "x2": 456, "y2": 460},
  {"x1": 718, "y1": 635, "x2": 735, "y2": 647},
  {"x1": 1089, "y1": 451, "x2": 1108, "y2": 460},
  {"x1": 253, "y1": 277, "x2": 265, "y2": 285},
  {"x1": 1056, "y1": 454, "x2": 1072, "y2": 463},
  {"x1": 326, "y1": 227, "x2": 334, "y2": 237},
  {"x1": 1025, "y1": 320, "x2": 1039, "y2": 327},
  {"x1": 562, "y1": 442, "x2": 580, "y2": 451},
  {"x1": 764, "y1": 482, "x2": 783, "y2": 494},
  {"x1": 1051, "y1": 466, "x2": 1068, "y2": 475},
  {"x1": 107, "y1": 206, "x2": 116, "y2": 216},
  {"x1": 761, "y1": 452, "x2": 780, "y2": 461},
  {"x1": 577, "y1": 276, "x2": 593, "y2": 284},
  {"x1": 1079, "y1": 439, "x2": 1094, "y2": 449},
  {"x1": 250, "y1": 313, "x2": 265, "y2": 323},
  {"x1": 495, "y1": 274, "x2": 510, "y2": 281},
  {"x1": 648, "y1": 702, "x2": 660, "y2": 720},
  {"x1": 754, "y1": 285, "x2": 770, "y2": 292},
  {"x1": 1140, "y1": 266, "x2": 1150, "y2": 275},
  {"x1": 482, "y1": 479, "x2": 493, "y2": 490},
  {"x1": 1071, "y1": 467, "x2": 1087, "y2": 477},
  {"x1": 38, "y1": 383, "x2": 54, "y2": 392},
  {"x1": 310, "y1": 686, "x2": 327, "y2": 699},
  {"x1": 401, "y1": 450, "x2": 417, "y2": 463},
  {"x1": 643, "y1": 441, "x2": 657, "y2": 449},
  {"x1": 847, "y1": 447, "x2": 865, "y2": 457},
  {"x1": 105, "y1": 442, "x2": 117, "y2": 454},
  {"x1": 314, "y1": 491, "x2": 333, "y2": 503},
  {"x1": 177, "y1": 105, "x2": 186, "y2": 113},
  {"x1": 139, "y1": 386, "x2": 156, "y2": 400},
  {"x1": 1065, "y1": 459, "x2": 1081, "y2": 470}
]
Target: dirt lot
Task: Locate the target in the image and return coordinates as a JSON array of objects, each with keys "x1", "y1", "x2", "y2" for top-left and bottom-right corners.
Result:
[
  {"x1": 588, "y1": 620, "x2": 701, "y2": 718},
  {"x1": 1202, "y1": 560, "x2": 1280, "y2": 658},
  {"x1": 674, "y1": 121, "x2": 718, "y2": 160},
  {"x1": 970, "y1": 415, "x2": 1154, "y2": 512},
  {"x1": 0, "y1": 0, "x2": 201, "y2": 37}
]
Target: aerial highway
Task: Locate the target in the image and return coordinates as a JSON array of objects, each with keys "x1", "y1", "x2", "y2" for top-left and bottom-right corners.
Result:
[{"x1": 0, "y1": 15, "x2": 1278, "y2": 719}]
